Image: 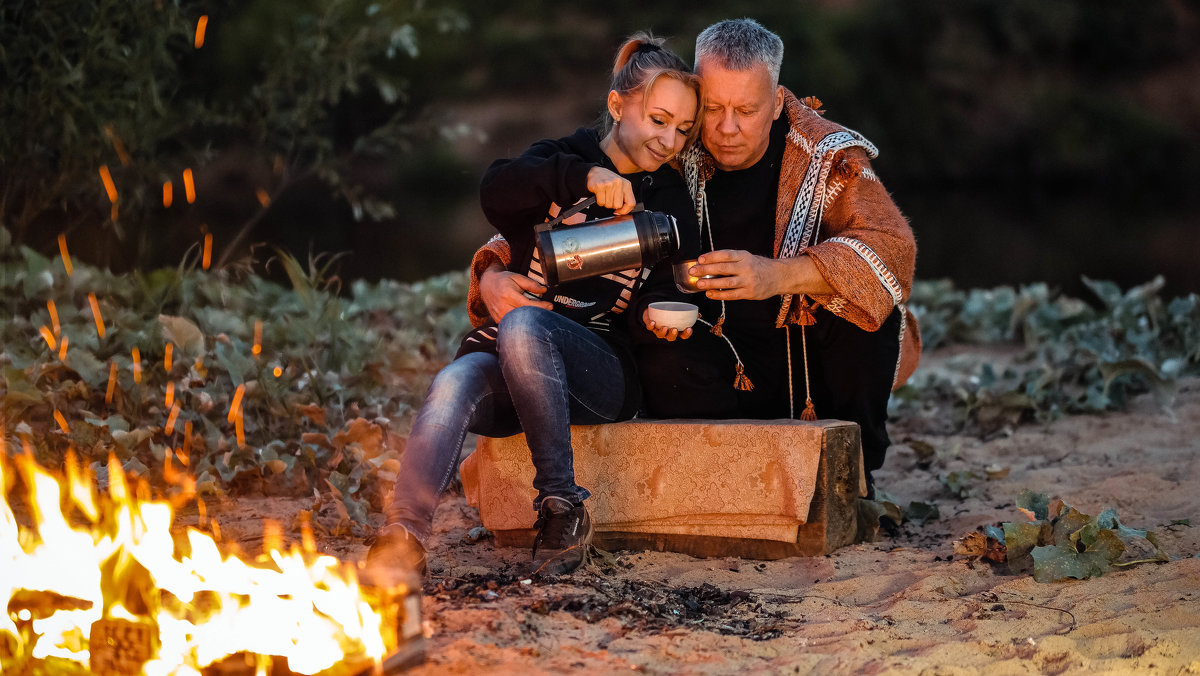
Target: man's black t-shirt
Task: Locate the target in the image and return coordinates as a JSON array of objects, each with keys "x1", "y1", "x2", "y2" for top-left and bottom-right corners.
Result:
[{"x1": 702, "y1": 116, "x2": 791, "y2": 412}]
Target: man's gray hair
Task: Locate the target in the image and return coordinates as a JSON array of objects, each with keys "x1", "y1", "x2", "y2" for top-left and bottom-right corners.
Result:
[{"x1": 695, "y1": 18, "x2": 784, "y2": 86}]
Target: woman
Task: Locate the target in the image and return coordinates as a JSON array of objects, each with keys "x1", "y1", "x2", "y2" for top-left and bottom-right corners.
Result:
[{"x1": 368, "y1": 33, "x2": 701, "y2": 577}]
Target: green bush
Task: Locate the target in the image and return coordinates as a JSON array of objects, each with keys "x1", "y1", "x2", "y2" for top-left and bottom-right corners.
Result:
[{"x1": 0, "y1": 0, "x2": 465, "y2": 269}]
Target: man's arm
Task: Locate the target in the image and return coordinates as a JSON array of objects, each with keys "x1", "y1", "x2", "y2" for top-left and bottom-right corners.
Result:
[
  {"x1": 688, "y1": 249, "x2": 832, "y2": 300},
  {"x1": 691, "y1": 147, "x2": 914, "y2": 331}
]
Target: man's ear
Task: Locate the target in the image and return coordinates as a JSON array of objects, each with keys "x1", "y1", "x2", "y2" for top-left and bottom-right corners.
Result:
[
  {"x1": 607, "y1": 90, "x2": 624, "y2": 122},
  {"x1": 772, "y1": 85, "x2": 785, "y2": 120}
]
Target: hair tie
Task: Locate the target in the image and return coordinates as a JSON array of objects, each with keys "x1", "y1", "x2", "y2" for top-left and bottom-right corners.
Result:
[{"x1": 634, "y1": 42, "x2": 662, "y2": 55}]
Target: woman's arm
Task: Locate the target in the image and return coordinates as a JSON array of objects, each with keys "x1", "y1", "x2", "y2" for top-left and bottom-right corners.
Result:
[{"x1": 479, "y1": 138, "x2": 595, "y2": 244}]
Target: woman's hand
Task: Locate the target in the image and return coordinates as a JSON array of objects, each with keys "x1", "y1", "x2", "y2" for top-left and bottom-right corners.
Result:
[
  {"x1": 480, "y1": 263, "x2": 552, "y2": 322},
  {"x1": 586, "y1": 167, "x2": 637, "y2": 215},
  {"x1": 641, "y1": 307, "x2": 692, "y2": 342}
]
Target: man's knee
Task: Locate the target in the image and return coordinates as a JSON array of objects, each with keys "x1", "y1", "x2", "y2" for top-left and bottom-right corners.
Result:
[{"x1": 637, "y1": 340, "x2": 738, "y2": 418}]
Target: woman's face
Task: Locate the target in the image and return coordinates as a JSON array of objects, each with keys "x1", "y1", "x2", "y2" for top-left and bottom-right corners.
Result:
[{"x1": 605, "y1": 77, "x2": 698, "y2": 174}]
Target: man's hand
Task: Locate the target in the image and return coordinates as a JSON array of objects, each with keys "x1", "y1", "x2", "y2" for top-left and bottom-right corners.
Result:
[
  {"x1": 641, "y1": 307, "x2": 692, "y2": 342},
  {"x1": 586, "y1": 167, "x2": 637, "y2": 215},
  {"x1": 480, "y1": 263, "x2": 552, "y2": 323},
  {"x1": 691, "y1": 249, "x2": 834, "y2": 300}
]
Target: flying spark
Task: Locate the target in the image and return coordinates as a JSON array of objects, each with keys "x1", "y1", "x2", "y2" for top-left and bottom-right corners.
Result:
[
  {"x1": 184, "y1": 168, "x2": 196, "y2": 203},
  {"x1": 106, "y1": 361, "x2": 118, "y2": 404},
  {"x1": 57, "y1": 235, "x2": 73, "y2": 277},
  {"x1": 88, "y1": 293, "x2": 106, "y2": 339},
  {"x1": 203, "y1": 233, "x2": 213, "y2": 270},
  {"x1": 98, "y1": 165, "x2": 118, "y2": 203},
  {"x1": 195, "y1": 15, "x2": 209, "y2": 49}
]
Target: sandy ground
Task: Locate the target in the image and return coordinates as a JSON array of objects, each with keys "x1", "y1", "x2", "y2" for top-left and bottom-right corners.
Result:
[{"x1": 205, "y1": 353, "x2": 1200, "y2": 675}]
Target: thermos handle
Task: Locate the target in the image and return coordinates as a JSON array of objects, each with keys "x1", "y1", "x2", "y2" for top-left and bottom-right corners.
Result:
[{"x1": 536, "y1": 196, "x2": 597, "y2": 232}]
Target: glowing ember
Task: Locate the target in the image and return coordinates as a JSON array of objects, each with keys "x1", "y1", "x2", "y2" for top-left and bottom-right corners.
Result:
[
  {"x1": 58, "y1": 335, "x2": 69, "y2": 363},
  {"x1": 58, "y1": 235, "x2": 74, "y2": 278},
  {"x1": 164, "y1": 182, "x2": 174, "y2": 208},
  {"x1": 202, "y1": 233, "x2": 213, "y2": 271},
  {"x1": 105, "y1": 124, "x2": 133, "y2": 167},
  {"x1": 107, "y1": 361, "x2": 119, "y2": 405},
  {"x1": 99, "y1": 165, "x2": 119, "y2": 204},
  {"x1": 133, "y1": 348, "x2": 143, "y2": 384},
  {"x1": 89, "y1": 293, "x2": 107, "y2": 339},
  {"x1": 0, "y1": 454, "x2": 419, "y2": 675},
  {"x1": 48, "y1": 301, "x2": 60, "y2": 337},
  {"x1": 53, "y1": 411, "x2": 70, "y2": 435},
  {"x1": 183, "y1": 169, "x2": 196, "y2": 204},
  {"x1": 195, "y1": 15, "x2": 209, "y2": 49},
  {"x1": 165, "y1": 344, "x2": 174, "y2": 372},
  {"x1": 39, "y1": 326, "x2": 56, "y2": 351}
]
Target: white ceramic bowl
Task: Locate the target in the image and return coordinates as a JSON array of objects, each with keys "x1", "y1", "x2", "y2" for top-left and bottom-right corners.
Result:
[{"x1": 647, "y1": 301, "x2": 698, "y2": 331}]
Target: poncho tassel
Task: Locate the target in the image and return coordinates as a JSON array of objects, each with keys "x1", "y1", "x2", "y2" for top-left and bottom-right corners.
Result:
[
  {"x1": 710, "y1": 313, "x2": 725, "y2": 337},
  {"x1": 733, "y1": 363, "x2": 754, "y2": 392},
  {"x1": 793, "y1": 299, "x2": 817, "y2": 326},
  {"x1": 800, "y1": 398, "x2": 818, "y2": 421}
]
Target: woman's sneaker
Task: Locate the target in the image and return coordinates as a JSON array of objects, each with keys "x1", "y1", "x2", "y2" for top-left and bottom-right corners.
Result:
[
  {"x1": 530, "y1": 496, "x2": 593, "y2": 577},
  {"x1": 365, "y1": 524, "x2": 428, "y2": 577}
]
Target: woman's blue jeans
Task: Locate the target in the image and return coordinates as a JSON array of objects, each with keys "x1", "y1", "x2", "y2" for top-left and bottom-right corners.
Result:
[{"x1": 383, "y1": 306, "x2": 629, "y2": 543}]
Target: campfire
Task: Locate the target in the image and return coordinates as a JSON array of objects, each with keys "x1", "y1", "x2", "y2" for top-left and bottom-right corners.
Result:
[{"x1": 1, "y1": 450, "x2": 423, "y2": 675}]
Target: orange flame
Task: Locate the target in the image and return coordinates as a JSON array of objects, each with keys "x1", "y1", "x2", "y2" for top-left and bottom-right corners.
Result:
[
  {"x1": 0, "y1": 455, "x2": 401, "y2": 674},
  {"x1": 183, "y1": 168, "x2": 196, "y2": 204},
  {"x1": 88, "y1": 293, "x2": 106, "y2": 339},
  {"x1": 98, "y1": 165, "x2": 118, "y2": 203},
  {"x1": 163, "y1": 181, "x2": 174, "y2": 208},
  {"x1": 194, "y1": 15, "x2": 209, "y2": 48},
  {"x1": 57, "y1": 234, "x2": 73, "y2": 277},
  {"x1": 132, "y1": 347, "x2": 143, "y2": 384}
]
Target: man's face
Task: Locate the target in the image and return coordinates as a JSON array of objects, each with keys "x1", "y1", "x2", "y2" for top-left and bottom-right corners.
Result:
[{"x1": 696, "y1": 58, "x2": 784, "y2": 172}]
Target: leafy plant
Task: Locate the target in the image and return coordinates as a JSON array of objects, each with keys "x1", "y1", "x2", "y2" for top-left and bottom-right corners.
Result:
[
  {"x1": 0, "y1": 229, "x2": 469, "y2": 524},
  {"x1": 958, "y1": 490, "x2": 1169, "y2": 583},
  {"x1": 895, "y1": 276, "x2": 1200, "y2": 432}
]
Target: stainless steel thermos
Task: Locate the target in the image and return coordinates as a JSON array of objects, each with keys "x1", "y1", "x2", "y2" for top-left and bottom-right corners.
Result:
[{"x1": 535, "y1": 210, "x2": 680, "y2": 287}]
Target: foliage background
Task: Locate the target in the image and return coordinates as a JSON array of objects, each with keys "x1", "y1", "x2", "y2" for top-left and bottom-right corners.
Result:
[{"x1": 3, "y1": 0, "x2": 1199, "y2": 294}]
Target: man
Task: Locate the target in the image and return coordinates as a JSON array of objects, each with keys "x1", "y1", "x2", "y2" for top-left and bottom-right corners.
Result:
[{"x1": 473, "y1": 18, "x2": 919, "y2": 493}]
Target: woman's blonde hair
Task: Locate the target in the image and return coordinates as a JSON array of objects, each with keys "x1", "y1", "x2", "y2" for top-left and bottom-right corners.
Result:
[{"x1": 604, "y1": 32, "x2": 702, "y2": 149}]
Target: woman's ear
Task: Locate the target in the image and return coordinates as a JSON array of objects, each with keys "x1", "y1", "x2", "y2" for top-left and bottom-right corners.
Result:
[{"x1": 607, "y1": 90, "x2": 624, "y2": 122}]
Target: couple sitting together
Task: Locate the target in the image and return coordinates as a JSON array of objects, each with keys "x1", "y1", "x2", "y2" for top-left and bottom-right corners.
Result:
[{"x1": 367, "y1": 18, "x2": 919, "y2": 577}]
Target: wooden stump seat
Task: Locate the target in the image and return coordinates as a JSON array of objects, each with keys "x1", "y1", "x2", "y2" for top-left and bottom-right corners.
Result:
[{"x1": 459, "y1": 418, "x2": 863, "y2": 559}]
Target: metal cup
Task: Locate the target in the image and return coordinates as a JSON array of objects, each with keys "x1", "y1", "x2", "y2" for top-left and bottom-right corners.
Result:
[{"x1": 672, "y1": 259, "x2": 724, "y2": 293}]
